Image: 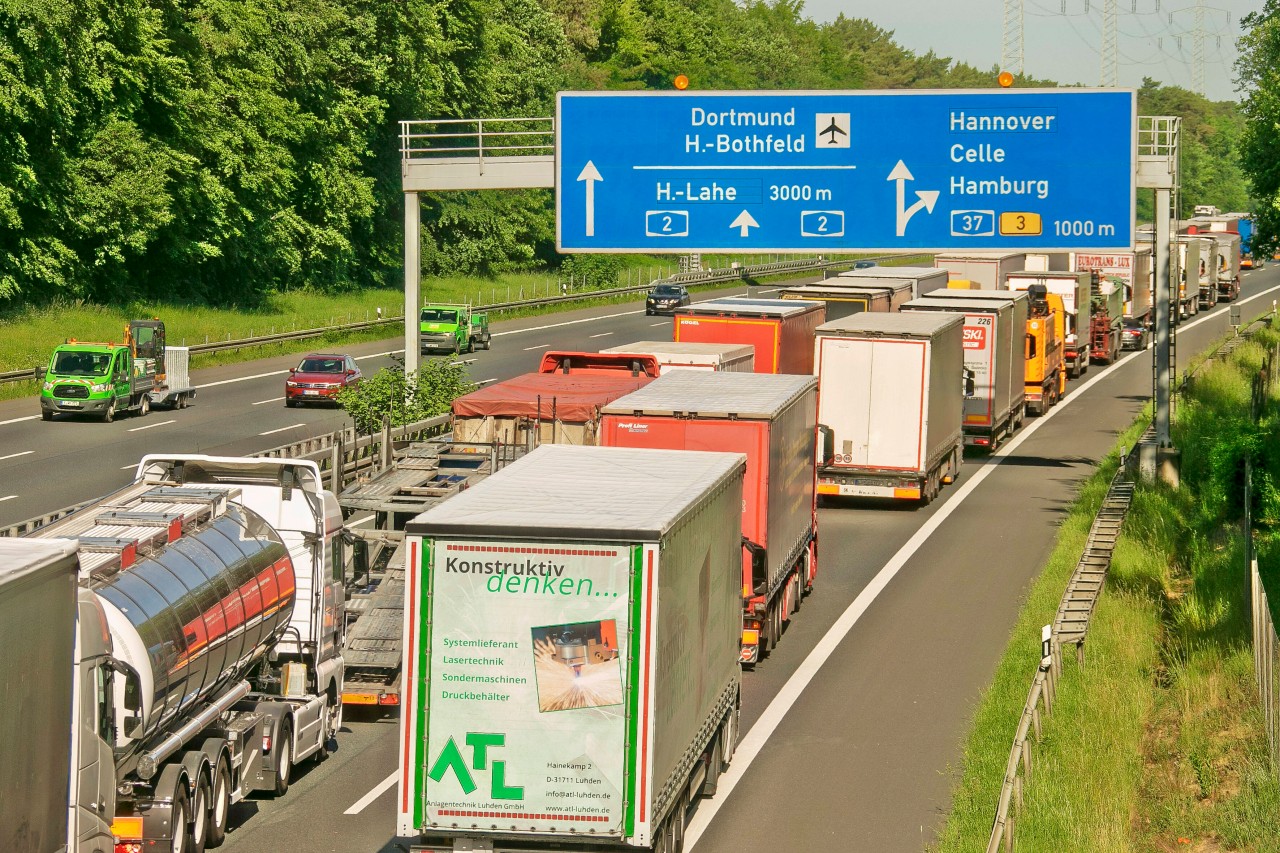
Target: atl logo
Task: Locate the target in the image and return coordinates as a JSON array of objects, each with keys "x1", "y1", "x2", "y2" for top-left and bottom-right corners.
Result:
[{"x1": 963, "y1": 327, "x2": 987, "y2": 349}]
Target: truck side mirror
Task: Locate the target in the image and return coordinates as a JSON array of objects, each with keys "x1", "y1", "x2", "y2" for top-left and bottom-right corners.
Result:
[
  {"x1": 114, "y1": 660, "x2": 144, "y2": 738},
  {"x1": 1026, "y1": 333, "x2": 1036, "y2": 359},
  {"x1": 742, "y1": 537, "x2": 768, "y2": 595},
  {"x1": 963, "y1": 368, "x2": 976, "y2": 398}
]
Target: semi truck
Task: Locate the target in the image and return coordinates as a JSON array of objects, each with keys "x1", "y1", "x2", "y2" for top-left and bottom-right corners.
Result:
[
  {"x1": 451, "y1": 372, "x2": 653, "y2": 446},
  {"x1": 601, "y1": 371, "x2": 818, "y2": 665},
  {"x1": 41, "y1": 320, "x2": 195, "y2": 422},
  {"x1": 1173, "y1": 236, "x2": 1208, "y2": 318},
  {"x1": 1090, "y1": 281, "x2": 1125, "y2": 364},
  {"x1": 28, "y1": 454, "x2": 347, "y2": 853},
  {"x1": 1003, "y1": 270, "x2": 1092, "y2": 378},
  {"x1": 600, "y1": 341, "x2": 755, "y2": 373},
  {"x1": 833, "y1": 266, "x2": 949, "y2": 297},
  {"x1": 420, "y1": 304, "x2": 491, "y2": 354},
  {"x1": 398, "y1": 444, "x2": 746, "y2": 853},
  {"x1": 1209, "y1": 232, "x2": 1242, "y2": 301},
  {"x1": 0, "y1": 538, "x2": 82, "y2": 853},
  {"x1": 934, "y1": 252, "x2": 1029, "y2": 289},
  {"x1": 778, "y1": 281, "x2": 914, "y2": 318},
  {"x1": 814, "y1": 312, "x2": 967, "y2": 504},
  {"x1": 1071, "y1": 248, "x2": 1154, "y2": 335},
  {"x1": 673, "y1": 297, "x2": 825, "y2": 375},
  {"x1": 902, "y1": 289, "x2": 1029, "y2": 450}
]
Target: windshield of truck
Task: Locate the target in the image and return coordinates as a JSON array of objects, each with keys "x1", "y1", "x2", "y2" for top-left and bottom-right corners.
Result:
[
  {"x1": 421, "y1": 309, "x2": 458, "y2": 323},
  {"x1": 298, "y1": 357, "x2": 344, "y2": 373},
  {"x1": 52, "y1": 350, "x2": 112, "y2": 376}
]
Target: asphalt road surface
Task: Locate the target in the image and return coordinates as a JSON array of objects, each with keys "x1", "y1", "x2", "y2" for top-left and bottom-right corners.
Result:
[{"x1": 6, "y1": 268, "x2": 1278, "y2": 852}]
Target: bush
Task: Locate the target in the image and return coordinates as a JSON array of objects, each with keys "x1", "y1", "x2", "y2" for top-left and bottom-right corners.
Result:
[{"x1": 336, "y1": 357, "x2": 474, "y2": 434}]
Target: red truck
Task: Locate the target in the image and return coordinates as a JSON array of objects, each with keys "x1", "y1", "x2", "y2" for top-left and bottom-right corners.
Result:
[
  {"x1": 674, "y1": 296, "x2": 826, "y2": 375},
  {"x1": 601, "y1": 370, "x2": 818, "y2": 664},
  {"x1": 452, "y1": 372, "x2": 652, "y2": 446}
]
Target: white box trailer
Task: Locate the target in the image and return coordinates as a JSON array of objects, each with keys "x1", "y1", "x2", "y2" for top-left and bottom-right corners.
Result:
[
  {"x1": 902, "y1": 289, "x2": 1029, "y2": 450},
  {"x1": 1025, "y1": 252, "x2": 1071, "y2": 272},
  {"x1": 1072, "y1": 248, "x2": 1154, "y2": 324},
  {"x1": 1173, "y1": 236, "x2": 1209, "y2": 317},
  {"x1": 148, "y1": 346, "x2": 196, "y2": 409},
  {"x1": 1003, "y1": 270, "x2": 1093, "y2": 378},
  {"x1": 0, "y1": 538, "x2": 80, "y2": 853},
  {"x1": 934, "y1": 252, "x2": 1029, "y2": 289},
  {"x1": 814, "y1": 312, "x2": 965, "y2": 504},
  {"x1": 399, "y1": 444, "x2": 746, "y2": 852},
  {"x1": 600, "y1": 340, "x2": 755, "y2": 373},
  {"x1": 833, "y1": 267, "x2": 949, "y2": 298}
]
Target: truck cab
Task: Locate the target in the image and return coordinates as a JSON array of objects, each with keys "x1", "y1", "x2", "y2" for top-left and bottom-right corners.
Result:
[
  {"x1": 40, "y1": 320, "x2": 165, "y2": 423},
  {"x1": 419, "y1": 305, "x2": 490, "y2": 354}
]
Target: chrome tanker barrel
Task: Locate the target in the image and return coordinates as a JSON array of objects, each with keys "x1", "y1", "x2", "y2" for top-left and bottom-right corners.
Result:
[{"x1": 92, "y1": 501, "x2": 297, "y2": 745}]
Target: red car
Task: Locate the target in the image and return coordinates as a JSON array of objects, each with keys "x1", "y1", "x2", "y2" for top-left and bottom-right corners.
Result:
[{"x1": 285, "y1": 353, "x2": 361, "y2": 407}]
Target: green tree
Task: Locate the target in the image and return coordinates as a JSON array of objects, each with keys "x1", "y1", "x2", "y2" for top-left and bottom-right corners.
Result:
[
  {"x1": 336, "y1": 357, "x2": 475, "y2": 434},
  {"x1": 1238, "y1": 4, "x2": 1280, "y2": 256}
]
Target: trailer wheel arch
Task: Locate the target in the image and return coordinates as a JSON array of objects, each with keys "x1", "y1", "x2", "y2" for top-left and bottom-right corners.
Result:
[
  {"x1": 253, "y1": 702, "x2": 294, "y2": 777},
  {"x1": 151, "y1": 762, "x2": 196, "y2": 848}
]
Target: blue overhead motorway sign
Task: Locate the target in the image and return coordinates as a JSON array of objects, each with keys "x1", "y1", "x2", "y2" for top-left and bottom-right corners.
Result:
[{"x1": 556, "y1": 89, "x2": 1136, "y2": 253}]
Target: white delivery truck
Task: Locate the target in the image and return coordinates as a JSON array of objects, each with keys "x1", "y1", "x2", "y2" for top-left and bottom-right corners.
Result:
[
  {"x1": 833, "y1": 267, "x2": 949, "y2": 298},
  {"x1": 902, "y1": 289, "x2": 1029, "y2": 450},
  {"x1": 1024, "y1": 252, "x2": 1071, "y2": 272},
  {"x1": 1173, "y1": 236, "x2": 1208, "y2": 318},
  {"x1": 1208, "y1": 231, "x2": 1242, "y2": 301},
  {"x1": 1003, "y1": 270, "x2": 1093, "y2": 378},
  {"x1": 600, "y1": 341, "x2": 755, "y2": 373},
  {"x1": 814, "y1": 312, "x2": 967, "y2": 504},
  {"x1": 399, "y1": 444, "x2": 746, "y2": 853},
  {"x1": 934, "y1": 252, "x2": 1029, "y2": 289}
]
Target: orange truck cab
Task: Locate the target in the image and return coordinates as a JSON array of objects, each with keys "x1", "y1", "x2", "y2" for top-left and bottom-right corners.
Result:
[{"x1": 1024, "y1": 285, "x2": 1068, "y2": 415}]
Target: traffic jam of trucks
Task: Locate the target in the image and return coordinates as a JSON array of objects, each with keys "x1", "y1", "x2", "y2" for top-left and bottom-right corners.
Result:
[{"x1": 4, "y1": 213, "x2": 1250, "y2": 853}]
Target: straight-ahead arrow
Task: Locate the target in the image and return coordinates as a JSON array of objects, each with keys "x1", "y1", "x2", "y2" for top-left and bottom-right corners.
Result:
[
  {"x1": 730, "y1": 210, "x2": 759, "y2": 238},
  {"x1": 577, "y1": 161, "x2": 602, "y2": 237}
]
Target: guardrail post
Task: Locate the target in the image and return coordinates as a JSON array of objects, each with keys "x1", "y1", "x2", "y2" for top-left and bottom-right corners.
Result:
[
  {"x1": 380, "y1": 414, "x2": 392, "y2": 470},
  {"x1": 1004, "y1": 815, "x2": 1014, "y2": 853},
  {"x1": 330, "y1": 437, "x2": 343, "y2": 493}
]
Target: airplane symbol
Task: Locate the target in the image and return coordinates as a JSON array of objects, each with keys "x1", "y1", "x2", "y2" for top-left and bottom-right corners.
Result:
[
  {"x1": 814, "y1": 113, "x2": 850, "y2": 148},
  {"x1": 819, "y1": 119, "x2": 847, "y2": 145}
]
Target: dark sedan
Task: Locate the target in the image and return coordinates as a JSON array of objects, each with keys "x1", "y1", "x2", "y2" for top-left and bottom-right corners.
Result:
[{"x1": 645, "y1": 284, "x2": 691, "y2": 315}]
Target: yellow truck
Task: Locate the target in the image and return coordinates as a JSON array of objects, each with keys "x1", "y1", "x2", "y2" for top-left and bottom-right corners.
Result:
[{"x1": 1023, "y1": 284, "x2": 1067, "y2": 415}]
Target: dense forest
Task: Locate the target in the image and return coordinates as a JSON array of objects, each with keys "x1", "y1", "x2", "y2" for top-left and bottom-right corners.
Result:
[{"x1": 0, "y1": 0, "x2": 1254, "y2": 307}]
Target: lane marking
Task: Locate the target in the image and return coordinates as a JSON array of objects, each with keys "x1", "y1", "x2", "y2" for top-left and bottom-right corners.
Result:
[
  {"x1": 649, "y1": 322, "x2": 667, "y2": 327},
  {"x1": 523, "y1": 344, "x2": 551, "y2": 351},
  {"x1": 589, "y1": 332, "x2": 614, "y2": 338},
  {"x1": 0, "y1": 450, "x2": 34, "y2": 462},
  {"x1": 0, "y1": 495, "x2": 16, "y2": 503},
  {"x1": 684, "y1": 280, "x2": 1280, "y2": 849},
  {"x1": 253, "y1": 397, "x2": 285, "y2": 406},
  {"x1": 128, "y1": 419, "x2": 176, "y2": 432},
  {"x1": 259, "y1": 423, "x2": 306, "y2": 436},
  {"x1": 0, "y1": 415, "x2": 38, "y2": 427},
  {"x1": 346, "y1": 771, "x2": 398, "y2": 815},
  {"x1": 120, "y1": 464, "x2": 137, "y2": 470}
]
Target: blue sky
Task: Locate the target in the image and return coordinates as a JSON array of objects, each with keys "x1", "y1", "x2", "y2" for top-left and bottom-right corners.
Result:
[{"x1": 799, "y1": 0, "x2": 1261, "y2": 102}]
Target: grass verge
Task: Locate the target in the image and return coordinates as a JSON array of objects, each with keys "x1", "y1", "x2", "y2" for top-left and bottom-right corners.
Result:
[{"x1": 935, "y1": 330, "x2": 1280, "y2": 852}]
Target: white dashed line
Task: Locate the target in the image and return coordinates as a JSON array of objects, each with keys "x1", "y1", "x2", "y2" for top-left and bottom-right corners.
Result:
[
  {"x1": 0, "y1": 450, "x2": 34, "y2": 462},
  {"x1": 0, "y1": 495, "x2": 16, "y2": 503},
  {"x1": 259, "y1": 423, "x2": 306, "y2": 436},
  {"x1": 589, "y1": 332, "x2": 614, "y2": 338},
  {"x1": 523, "y1": 344, "x2": 552, "y2": 351},
  {"x1": 0, "y1": 415, "x2": 38, "y2": 427},
  {"x1": 128, "y1": 419, "x2": 176, "y2": 432},
  {"x1": 253, "y1": 397, "x2": 285, "y2": 406}
]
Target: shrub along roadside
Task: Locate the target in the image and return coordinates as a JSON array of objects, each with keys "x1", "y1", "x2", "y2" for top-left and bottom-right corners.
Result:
[{"x1": 935, "y1": 331, "x2": 1280, "y2": 852}]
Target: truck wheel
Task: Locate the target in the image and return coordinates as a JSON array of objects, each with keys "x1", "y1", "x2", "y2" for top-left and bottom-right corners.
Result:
[
  {"x1": 206, "y1": 759, "x2": 230, "y2": 848},
  {"x1": 102, "y1": 400, "x2": 116, "y2": 423},
  {"x1": 190, "y1": 774, "x2": 209, "y2": 853},
  {"x1": 272, "y1": 720, "x2": 293, "y2": 797},
  {"x1": 720, "y1": 703, "x2": 739, "y2": 770},
  {"x1": 169, "y1": 786, "x2": 190, "y2": 853},
  {"x1": 138, "y1": 396, "x2": 150, "y2": 417},
  {"x1": 481, "y1": 337, "x2": 491, "y2": 350}
]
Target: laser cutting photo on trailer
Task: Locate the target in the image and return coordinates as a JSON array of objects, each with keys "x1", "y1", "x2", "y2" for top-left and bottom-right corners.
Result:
[{"x1": 530, "y1": 620, "x2": 623, "y2": 712}]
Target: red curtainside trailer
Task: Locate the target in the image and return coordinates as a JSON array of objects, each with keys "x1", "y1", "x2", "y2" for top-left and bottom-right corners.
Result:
[{"x1": 673, "y1": 297, "x2": 825, "y2": 375}]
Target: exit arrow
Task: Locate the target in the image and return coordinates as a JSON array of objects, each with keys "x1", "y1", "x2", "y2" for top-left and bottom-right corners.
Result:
[
  {"x1": 577, "y1": 161, "x2": 602, "y2": 237},
  {"x1": 887, "y1": 160, "x2": 939, "y2": 237},
  {"x1": 729, "y1": 210, "x2": 760, "y2": 238}
]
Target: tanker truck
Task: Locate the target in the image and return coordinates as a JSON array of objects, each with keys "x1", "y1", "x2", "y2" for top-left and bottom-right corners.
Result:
[{"x1": 28, "y1": 454, "x2": 347, "y2": 853}]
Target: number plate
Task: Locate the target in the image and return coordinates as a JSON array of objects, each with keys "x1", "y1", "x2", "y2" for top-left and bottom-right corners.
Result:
[
  {"x1": 303, "y1": 390, "x2": 319, "y2": 396},
  {"x1": 59, "y1": 400, "x2": 81, "y2": 408}
]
